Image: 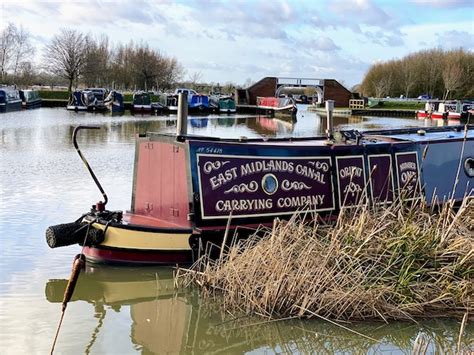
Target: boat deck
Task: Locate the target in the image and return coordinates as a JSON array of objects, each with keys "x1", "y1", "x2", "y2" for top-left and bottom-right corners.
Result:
[{"x1": 147, "y1": 125, "x2": 472, "y2": 147}]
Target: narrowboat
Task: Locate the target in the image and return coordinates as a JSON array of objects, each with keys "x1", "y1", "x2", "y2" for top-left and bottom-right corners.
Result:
[
  {"x1": 132, "y1": 91, "x2": 152, "y2": 114},
  {"x1": 67, "y1": 90, "x2": 97, "y2": 111},
  {"x1": 0, "y1": 86, "x2": 22, "y2": 113},
  {"x1": 175, "y1": 88, "x2": 210, "y2": 112},
  {"x1": 85, "y1": 88, "x2": 108, "y2": 111},
  {"x1": 210, "y1": 94, "x2": 236, "y2": 113},
  {"x1": 257, "y1": 96, "x2": 297, "y2": 117},
  {"x1": 46, "y1": 121, "x2": 474, "y2": 265},
  {"x1": 219, "y1": 96, "x2": 236, "y2": 113},
  {"x1": 19, "y1": 89, "x2": 42, "y2": 109},
  {"x1": 104, "y1": 90, "x2": 124, "y2": 113},
  {"x1": 160, "y1": 93, "x2": 178, "y2": 112},
  {"x1": 417, "y1": 100, "x2": 473, "y2": 121}
]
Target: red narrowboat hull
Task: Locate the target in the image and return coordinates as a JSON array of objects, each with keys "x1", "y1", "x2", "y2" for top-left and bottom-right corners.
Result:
[{"x1": 83, "y1": 246, "x2": 193, "y2": 265}]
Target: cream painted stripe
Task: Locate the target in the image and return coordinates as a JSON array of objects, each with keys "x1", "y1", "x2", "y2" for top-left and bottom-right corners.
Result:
[{"x1": 93, "y1": 223, "x2": 192, "y2": 250}]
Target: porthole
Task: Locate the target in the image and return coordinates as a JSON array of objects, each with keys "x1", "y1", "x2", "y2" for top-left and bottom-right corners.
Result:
[
  {"x1": 262, "y1": 174, "x2": 278, "y2": 195},
  {"x1": 464, "y1": 158, "x2": 474, "y2": 177}
]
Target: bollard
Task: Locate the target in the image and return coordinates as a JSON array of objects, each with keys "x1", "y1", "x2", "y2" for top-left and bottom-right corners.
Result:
[
  {"x1": 176, "y1": 92, "x2": 188, "y2": 136},
  {"x1": 325, "y1": 100, "x2": 334, "y2": 140}
]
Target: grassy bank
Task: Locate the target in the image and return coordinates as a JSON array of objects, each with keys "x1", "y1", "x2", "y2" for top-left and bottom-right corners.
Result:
[
  {"x1": 368, "y1": 100, "x2": 424, "y2": 110},
  {"x1": 38, "y1": 90, "x2": 69, "y2": 100},
  {"x1": 178, "y1": 197, "x2": 473, "y2": 323}
]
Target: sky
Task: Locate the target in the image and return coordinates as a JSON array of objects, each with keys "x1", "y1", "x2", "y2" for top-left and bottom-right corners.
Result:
[{"x1": 1, "y1": 0, "x2": 473, "y2": 88}]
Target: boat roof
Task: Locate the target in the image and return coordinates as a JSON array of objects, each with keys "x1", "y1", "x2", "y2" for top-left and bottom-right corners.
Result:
[{"x1": 145, "y1": 125, "x2": 473, "y2": 146}]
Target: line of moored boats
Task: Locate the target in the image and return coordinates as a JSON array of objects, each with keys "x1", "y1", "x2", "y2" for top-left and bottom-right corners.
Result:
[
  {"x1": 66, "y1": 87, "x2": 237, "y2": 114},
  {"x1": 416, "y1": 100, "x2": 473, "y2": 121},
  {"x1": 0, "y1": 86, "x2": 42, "y2": 112}
]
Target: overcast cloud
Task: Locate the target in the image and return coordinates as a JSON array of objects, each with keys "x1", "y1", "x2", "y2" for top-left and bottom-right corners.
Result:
[{"x1": 1, "y1": 0, "x2": 472, "y2": 87}]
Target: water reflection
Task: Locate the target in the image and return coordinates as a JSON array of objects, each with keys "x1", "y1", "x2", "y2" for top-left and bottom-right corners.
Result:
[{"x1": 45, "y1": 266, "x2": 472, "y2": 354}]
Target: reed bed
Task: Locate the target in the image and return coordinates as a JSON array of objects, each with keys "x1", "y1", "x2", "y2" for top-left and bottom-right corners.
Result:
[{"x1": 177, "y1": 197, "x2": 473, "y2": 323}]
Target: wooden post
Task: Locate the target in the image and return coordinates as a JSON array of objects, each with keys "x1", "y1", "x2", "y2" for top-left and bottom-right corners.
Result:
[
  {"x1": 177, "y1": 92, "x2": 188, "y2": 136},
  {"x1": 325, "y1": 100, "x2": 334, "y2": 140}
]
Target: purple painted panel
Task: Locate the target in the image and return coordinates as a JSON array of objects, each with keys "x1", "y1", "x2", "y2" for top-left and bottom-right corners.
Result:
[
  {"x1": 336, "y1": 156, "x2": 366, "y2": 207},
  {"x1": 368, "y1": 155, "x2": 394, "y2": 204},
  {"x1": 395, "y1": 152, "x2": 420, "y2": 199},
  {"x1": 197, "y1": 154, "x2": 334, "y2": 219}
]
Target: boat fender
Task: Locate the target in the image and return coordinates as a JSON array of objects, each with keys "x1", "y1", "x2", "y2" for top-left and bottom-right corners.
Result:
[
  {"x1": 45, "y1": 222, "x2": 87, "y2": 248},
  {"x1": 79, "y1": 227, "x2": 104, "y2": 246}
]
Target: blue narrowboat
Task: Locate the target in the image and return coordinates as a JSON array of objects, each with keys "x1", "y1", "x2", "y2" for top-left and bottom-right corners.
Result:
[
  {"x1": 67, "y1": 90, "x2": 97, "y2": 111},
  {"x1": 175, "y1": 88, "x2": 210, "y2": 112},
  {"x1": 104, "y1": 90, "x2": 124, "y2": 113},
  {"x1": 85, "y1": 88, "x2": 108, "y2": 111},
  {"x1": 0, "y1": 86, "x2": 22, "y2": 113},
  {"x1": 19, "y1": 89, "x2": 42, "y2": 109},
  {"x1": 46, "y1": 124, "x2": 473, "y2": 265}
]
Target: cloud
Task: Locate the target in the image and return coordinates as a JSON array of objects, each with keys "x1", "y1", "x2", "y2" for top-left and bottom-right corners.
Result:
[
  {"x1": 363, "y1": 30, "x2": 405, "y2": 46},
  {"x1": 328, "y1": 0, "x2": 394, "y2": 30},
  {"x1": 297, "y1": 37, "x2": 341, "y2": 52},
  {"x1": 411, "y1": 0, "x2": 473, "y2": 8},
  {"x1": 435, "y1": 30, "x2": 474, "y2": 48}
]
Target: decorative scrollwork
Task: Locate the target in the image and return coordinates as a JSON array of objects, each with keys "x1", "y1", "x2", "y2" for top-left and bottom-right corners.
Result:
[
  {"x1": 224, "y1": 181, "x2": 258, "y2": 194},
  {"x1": 308, "y1": 161, "x2": 329, "y2": 172},
  {"x1": 281, "y1": 180, "x2": 312, "y2": 191},
  {"x1": 343, "y1": 182, "x2": 363, "y2": 197},
  {"x1": 203, "y1": 160, "x2": 229, "y2": 174}
]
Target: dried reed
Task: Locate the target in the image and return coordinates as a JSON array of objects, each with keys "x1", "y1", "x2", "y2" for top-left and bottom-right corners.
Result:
[{"x1": 177, "y1": 196, "x2": 473, "y2": 323}]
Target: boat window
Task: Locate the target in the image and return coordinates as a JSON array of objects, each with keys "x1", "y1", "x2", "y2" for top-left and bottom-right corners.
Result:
[{"x1": 465, "y1": 158, "x2": 474, "y2": 177}]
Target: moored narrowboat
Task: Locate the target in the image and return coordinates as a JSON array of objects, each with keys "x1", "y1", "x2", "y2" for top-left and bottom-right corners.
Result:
[
  {"x1": 86, "y1": 87, "x2": 108, "y2": 111},
  {"x1": 19, "y1": 89, "x2": 42, "y2": 109},
  {"x1": 46, "y1": 121, "x2": 474, "y2": 265},
  {"x1": 257, "y1": 96, "x2": 297, "y2": 117},
  {"x1": 132, "y1": 91, "x2": 152, "y2": 114},
  {"x1": 67, "y1": 90, "x2": 97, "y2": 111},
  {"x1": 218, "y1": 95, "x2": 236, "y2": 113},
  {"x1": 175, "y1": 88, "x2": 210, "y2": 112},
  {"x1": 0, "y1": 86, "x2": 22, "y2": 113},
  {"x1": 104, "y1": 90, "x2": 124, "y2": 113}
]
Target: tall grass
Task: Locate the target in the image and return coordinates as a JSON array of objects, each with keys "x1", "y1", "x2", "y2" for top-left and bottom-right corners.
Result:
[{"x1": 177, "y1": 196, "x2": 473, "y2": 322}]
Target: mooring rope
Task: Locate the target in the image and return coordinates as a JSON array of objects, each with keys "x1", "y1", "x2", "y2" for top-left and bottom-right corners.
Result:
[{"x1": 50, "y1": 218, "x2": 97, "y2": 354}]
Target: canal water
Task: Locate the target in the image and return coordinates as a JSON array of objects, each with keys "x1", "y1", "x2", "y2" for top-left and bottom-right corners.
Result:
[{"x1": 0, "y1": 107, "x2": 471, "y2": 354}]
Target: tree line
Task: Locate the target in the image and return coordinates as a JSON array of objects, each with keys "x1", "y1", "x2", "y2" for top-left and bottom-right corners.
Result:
[
  {"x1": 1, "y1": 24, "x2": 185, "y2": 92},
  {"x1": 359, "y1": 48, "x2": 473, "y2": 100}
]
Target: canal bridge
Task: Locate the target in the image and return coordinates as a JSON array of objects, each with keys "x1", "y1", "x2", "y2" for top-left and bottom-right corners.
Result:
[{"x1": 236, "y1": 76, "x2": 351, "y2": 107}]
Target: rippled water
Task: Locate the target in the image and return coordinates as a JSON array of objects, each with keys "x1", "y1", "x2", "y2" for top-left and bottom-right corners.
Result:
[{"x1": 0, "y1": 107, "x2": 471, "y2": 354}]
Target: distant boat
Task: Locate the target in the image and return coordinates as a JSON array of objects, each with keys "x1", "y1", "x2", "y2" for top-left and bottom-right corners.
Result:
[
  {"x1": 0, "y1": 86, "x2": 22, "y2": 113},
  {"x1": 175, "y1": 88, "x2": 210, "y2": 112},
  {"x1": 159, "y1": 93, "x2": 178, "y2": 112},
  {"x1": 104, "y1": 90, "x2": 124, "y2": 113},
  {"x1": 210, "y1": 93, "x2": 236, "y2": 113},
  {"x1": 67, "y1": 90, "x2": 97, "y2": 111},
  {"x1": 417, "y1": 100, "x2": 473, "y2": 121},
  {"x1": 218, "y1": 95, "x2": 236, "y2": 113},
  {"x1": 257, "y1": 96, "x2": 297, "y2": 117},
  {"x1": 85, "y1": 88, "x2": 108, "y2": 111},
  {"x1": 132, "y1": 91, "x2": 152, "y2": 114},
  {"x1": 19, "y1": 89, "x2": 42, "y2": 109}
]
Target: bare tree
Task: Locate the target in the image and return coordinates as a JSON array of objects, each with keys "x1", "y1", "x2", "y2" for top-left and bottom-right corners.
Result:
[
  {"x1": 0, "y1": 23, "x2": 16, "y2": 81},
  {"x1": 43, "y1": 29, "x2": 89, "y2": 92},
  {"x1": 156, "y1": 57, "x2": 183, "y2": 91},
  {"x1": 11, "y1": 25, "x2": 34, "y2": 76},
  {"x1": 130, "y1": 43, "x2": 164, "y2": 91},
  {"x1": 188, "y1": 71, "x2": 203, "y2": 90},
  {"x1": 399, "y1": 56, "x2": 417, "y2": 98},
  {"x1": 442, "y1": 51, "x2": 465, "y2": 100},
  {"x1": 83, "y1": 34, "x2": 110, "y2": 87}
]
